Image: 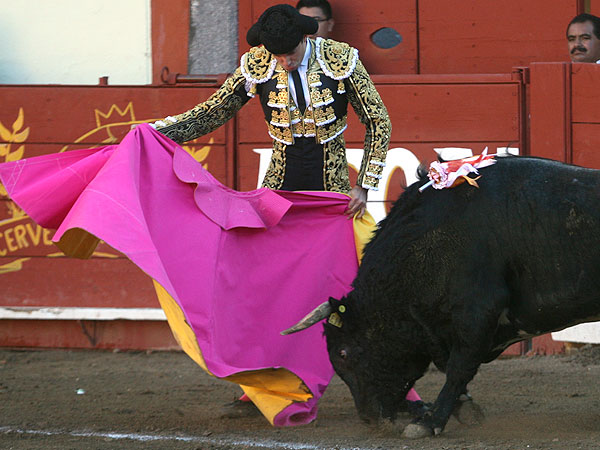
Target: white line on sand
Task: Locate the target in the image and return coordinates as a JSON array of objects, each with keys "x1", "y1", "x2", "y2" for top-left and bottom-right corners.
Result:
[{"x1": 0, "y1": 426, "x2": 368, "y2": 450}]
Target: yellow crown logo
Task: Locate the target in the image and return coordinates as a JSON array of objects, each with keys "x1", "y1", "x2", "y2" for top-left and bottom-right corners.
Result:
[{"x1": 94, "y1": 102, "x2": 136, "y2": 128}]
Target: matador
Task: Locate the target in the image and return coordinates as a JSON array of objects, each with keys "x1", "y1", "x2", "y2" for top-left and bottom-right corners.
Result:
[{"x1": 153, "y1": 4, "x2": 391, "y2": 218}]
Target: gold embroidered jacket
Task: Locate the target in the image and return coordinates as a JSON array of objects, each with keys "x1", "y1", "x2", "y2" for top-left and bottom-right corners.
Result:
[{"x1": 154, "y1": 38, "x2": 391, "y2": 193}]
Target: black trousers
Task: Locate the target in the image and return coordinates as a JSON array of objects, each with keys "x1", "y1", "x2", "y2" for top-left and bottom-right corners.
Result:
[{"x1": 281, "y1": 137, "x2": 324, "y2": 191}]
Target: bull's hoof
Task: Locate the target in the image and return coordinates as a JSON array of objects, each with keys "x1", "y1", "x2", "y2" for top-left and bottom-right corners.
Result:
[
  {"x1": 452, "y1": 396, "x2": 485, "y2": 425},
  {"x1": 402, "y1": 423, "x2": 434, "y2": 439}
]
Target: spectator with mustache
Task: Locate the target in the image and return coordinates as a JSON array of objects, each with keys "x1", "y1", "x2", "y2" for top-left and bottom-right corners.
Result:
[{"x1": 567, "y1": 13, "x2": 600, "y2": 63}]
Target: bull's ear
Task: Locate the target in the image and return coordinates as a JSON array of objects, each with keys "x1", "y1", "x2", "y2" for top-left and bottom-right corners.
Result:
[
  {"x1": 326, "y1": 297, "x2": 347, "y2": 328},
  {"x1": 328, "y1": 297, "x2": 348, "y2": 314}
]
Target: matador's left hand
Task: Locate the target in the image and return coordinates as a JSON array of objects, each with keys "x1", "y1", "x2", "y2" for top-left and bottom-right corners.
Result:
[{"x1": 345, "y1": 186, "x2": 368, "y2": 219}]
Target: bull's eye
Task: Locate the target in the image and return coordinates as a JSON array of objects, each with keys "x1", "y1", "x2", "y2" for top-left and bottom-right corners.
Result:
[{"x1": 339, "y1": 349, "x2": 347, "y2": 359}]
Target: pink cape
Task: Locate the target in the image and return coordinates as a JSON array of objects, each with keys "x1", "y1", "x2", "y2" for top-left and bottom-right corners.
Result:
[{"x1": 0, "y1": 124, "x2": 363, "y2": 426}]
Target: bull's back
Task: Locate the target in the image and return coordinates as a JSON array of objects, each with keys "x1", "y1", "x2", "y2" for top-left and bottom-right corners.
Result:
[
  {"x1": 483, "y1": 158, "x2": 600, "y2": 331},
  {"x1": 363, "y1": 156, "x2": 600, "y2": 333}
]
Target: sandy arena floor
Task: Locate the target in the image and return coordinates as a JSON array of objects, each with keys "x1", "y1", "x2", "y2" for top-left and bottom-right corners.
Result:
[{"x1": 2, "y1": 346, "x2": 600, "y2": 449}]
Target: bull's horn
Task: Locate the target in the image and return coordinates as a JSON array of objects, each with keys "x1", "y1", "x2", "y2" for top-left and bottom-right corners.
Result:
[{"x1": 280, "y1": 301, "x2": 333, "y2": 335}]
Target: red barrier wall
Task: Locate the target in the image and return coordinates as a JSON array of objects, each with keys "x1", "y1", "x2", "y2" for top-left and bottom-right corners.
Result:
[
  {"x1": 530, "y1": 62, "x2": 600, "y2": 169},
  {"x1": 417, "y1": 0, "x2": 579, "y2": 74},
  {"x1": 239, "y1": 0, "x2": 582, "y2": 75},
  {"x1": 0, "y1": 72, "x2": 526, "y2": 349},
  {"x1": 5, "y1": 0, "x2": 600, "y2": 351}
]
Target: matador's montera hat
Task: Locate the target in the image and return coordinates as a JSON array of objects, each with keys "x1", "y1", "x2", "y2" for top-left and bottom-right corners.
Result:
[{"x1": 246, "y1": 4, "x2": 318, "y2": 55}]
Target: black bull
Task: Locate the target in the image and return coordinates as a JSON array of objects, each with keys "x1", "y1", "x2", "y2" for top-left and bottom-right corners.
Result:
[{"x1": 282, "y1": 156, "x2": 600, "y2": 438}]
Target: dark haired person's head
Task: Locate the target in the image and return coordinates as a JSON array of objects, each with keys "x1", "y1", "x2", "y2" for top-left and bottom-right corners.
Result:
[
  {"x1": 566, "y1": 13, "x2": 600, "y2": 62},
  {"x1": 296, "y1": 0, "x2": 334, "y2": 39},
  {"x1": 247, "y1": 4, "x2": 318, "y2": 70}
]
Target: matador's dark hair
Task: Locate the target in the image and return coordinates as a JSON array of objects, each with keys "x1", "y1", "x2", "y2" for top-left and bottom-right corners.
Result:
[{"x1": 247, "y1": 4, "x2": 318, "y2": 54}]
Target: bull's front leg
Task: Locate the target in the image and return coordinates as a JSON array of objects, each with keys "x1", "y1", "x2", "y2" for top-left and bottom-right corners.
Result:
[{"x1": 402, "y1": 357, "x2": 481, "y2": 438}]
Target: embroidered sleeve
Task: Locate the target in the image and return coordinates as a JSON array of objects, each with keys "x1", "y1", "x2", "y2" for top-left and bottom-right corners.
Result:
[
  {"x1": 153, "y1": 67, "x2": 250, "y2": 144},
  {"x1": 345, "y1": 59, "x2": 391, "y2": 191}
]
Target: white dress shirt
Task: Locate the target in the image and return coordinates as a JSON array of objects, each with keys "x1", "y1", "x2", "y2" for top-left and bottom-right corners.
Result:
[{"x1": 287, "y1": 40, "x2": 312, "y2": 109}]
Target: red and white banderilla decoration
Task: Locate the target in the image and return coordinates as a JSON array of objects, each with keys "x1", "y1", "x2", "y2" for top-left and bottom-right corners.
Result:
[{"x1": 419, "y1": 148, "x2": 497, "y2": 193}]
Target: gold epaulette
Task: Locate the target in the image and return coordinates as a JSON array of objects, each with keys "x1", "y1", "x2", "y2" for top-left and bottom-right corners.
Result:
[
  {"x1": 315, "y1": 38, "x2": 359, "y2": 80},
  {"x1": 240, "y1": 46, "x2": 277, "y2": 85}
]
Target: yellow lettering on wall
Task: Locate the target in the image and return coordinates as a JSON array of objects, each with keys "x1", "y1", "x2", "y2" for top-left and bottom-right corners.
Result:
[
  {"x1": 43, "y1": 228, "x2": 54, "y2": 246},
  {"x1": 4, "y1": 228, "x2": 17, "y2": 252},
  {"x1": 14, "y1": 224, "x2": 29, "y2": 249},
  {"x1": 0, "y1": 222, "x2": 56, "y2": 255},
  {"x1": 25, "y1": 223, "x2": 42, "y2": 246},
  {"x1": 0, "y1": 232, "x2": 6, "y2": 256}
]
